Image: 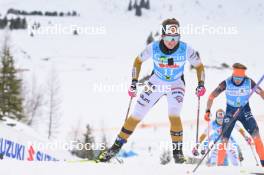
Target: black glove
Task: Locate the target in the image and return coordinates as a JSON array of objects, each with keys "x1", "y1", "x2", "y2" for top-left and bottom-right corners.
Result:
[
  {"x1": 128, "y1": 79, "x2": 138, "y2": 97},
  {"x1": 192, "y1": 147, "x2": 199, "y2": 156},
  {"x1": 196, "y1": 81, "x2": 206, "y2": 97},
  {"x1": 239, "y1": 152, "x2": 244, "y2": 162},
  {"x1": 201, "y1": 149, "x2": 206, "y2": 155},
  {"x1": 131, "y1": 79, "x2": 138, "y2": 90}
]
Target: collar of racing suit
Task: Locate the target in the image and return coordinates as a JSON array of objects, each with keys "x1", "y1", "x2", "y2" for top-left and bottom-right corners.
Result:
[
  {"x1": 159, "y1": 39, "x2": 179, "y2": 55},
  {"x1": 231, "y1": 76, "x2": 247, "y2": 87}
]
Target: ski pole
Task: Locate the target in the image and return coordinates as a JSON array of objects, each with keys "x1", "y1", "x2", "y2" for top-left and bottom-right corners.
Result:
[
  {"x1": 125, "y1": 96, "x2": 133, "y2": 121},
  {"x1": 249, "y1": 144, "x2": 260, "y2": 166},
  {"x1": 192, "y1": 73, "x2": 264, "y2": 173},
  {"x1": 207, "y1": 119, "x2": 210, "y2": 161},
  {"x1": 193, "y1": 108, "x2": 242, "y2": 172},
  {"x1": 196, "y1": 96, "x2": 201, "y2": 144},
  {"x1": 237, "y1": 145, "x2": 243, "y2": 167}
]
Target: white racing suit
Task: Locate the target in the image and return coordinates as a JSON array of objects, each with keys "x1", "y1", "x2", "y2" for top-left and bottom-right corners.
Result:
[{"x1": 201, "y1": 121, "x2": 242, "y2": 166}]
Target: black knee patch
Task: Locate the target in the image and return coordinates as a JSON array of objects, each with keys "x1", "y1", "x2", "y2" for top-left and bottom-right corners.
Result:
[
  {"x1": 249, "y1": 127, "x2": 259, "y2": 137},
  {"x1": 170, "y1": 130, "x2": 183, "y2": 136}
]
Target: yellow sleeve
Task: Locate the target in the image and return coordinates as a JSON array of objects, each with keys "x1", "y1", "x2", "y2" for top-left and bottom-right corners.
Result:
[
  {"x1": 199, "y1": 134, "x2": 207, "y2": 143},
  {"x1": 239, "y1": 128, "x2": 246, "y2": 137},
  {"x1": 195, "y1": 64, "x2": 205, "y2": 83},
  {"x1": 132, "y1": 57, "x2": 143, "y2": 81}
]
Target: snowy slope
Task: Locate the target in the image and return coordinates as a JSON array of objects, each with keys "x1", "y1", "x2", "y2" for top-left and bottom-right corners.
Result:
[
  {"x1": 1, "y1": 160, "x2": 264, "y2": 175},
  {"x1": 0, "y1": 0, "x2": 263, "y2": 132},
  {"x1": 0, "y1": 118, "x2": 74, "y2": 161},
  {"x1": 0, "y1": 0, "x2": 263, "y2": 174}
]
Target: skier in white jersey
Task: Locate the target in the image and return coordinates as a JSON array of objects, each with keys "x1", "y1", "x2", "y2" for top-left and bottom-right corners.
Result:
[
  {"x1": 192, "y1": 109, "x2": 252, "y2": 166},
  {"x1": 97, "y1": 18, "x2": 206, "y2": 163}
]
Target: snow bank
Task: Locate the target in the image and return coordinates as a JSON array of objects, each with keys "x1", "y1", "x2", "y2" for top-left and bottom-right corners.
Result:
[
  {"x1": 0, "y1": 117, "x2": 74, "y2": 161},
  {"x1": 1, "y1": 159, "x2": 263, "y2": 175}
]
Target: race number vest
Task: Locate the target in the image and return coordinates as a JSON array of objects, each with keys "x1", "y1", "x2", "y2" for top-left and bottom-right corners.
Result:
[
  {"x1": 152, "y1": 41, "x2": 187, "y2": 82},
  {"x1": 209, "y1": 121, "x2": 222, "y2": 140},
  {"x1": 203, "y1": 121, "x2": 221, "y2": 148},
  {"x1": 225, "y1": 77, "x2": 251, "y2": 107}
]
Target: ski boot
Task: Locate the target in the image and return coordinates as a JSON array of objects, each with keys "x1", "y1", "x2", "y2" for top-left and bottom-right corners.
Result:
[
  {"x1": 173, "y1": 149, "x2": 186, "y2": 164},
  {"x1": 96, "y1": 137, "x2": 126, "y2": 162}
]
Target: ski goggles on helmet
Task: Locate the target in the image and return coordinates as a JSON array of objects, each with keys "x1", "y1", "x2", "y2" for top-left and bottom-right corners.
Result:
[
  {"x1": 216, "y1": 111, "x2": 225, "y2": 118},
  {"x1": 162, "y1": 34, "x2": 180, "y2": 42},
  {"x1": 216, "y1": 111, "x2": 225, "y2": 124},
  {"x1": 232, "y1": 76, "x2": 244, "y2": 82}
]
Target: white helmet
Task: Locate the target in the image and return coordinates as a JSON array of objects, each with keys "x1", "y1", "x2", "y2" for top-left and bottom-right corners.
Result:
[{"x1": 215, "y1": 109, "x2": 225, "y2": 125}]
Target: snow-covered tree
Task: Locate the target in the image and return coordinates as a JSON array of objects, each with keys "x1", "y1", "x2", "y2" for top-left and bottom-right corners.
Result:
[
  {"x1": 160, "y1": 149, "x2": 171, "y2": 165},
  {"x1": 145, "y1": 0, "x2": 150, "y2": 9},
  {"x1": 72, "y1": 124, "x2": 95, "y2": 160},
  {"x1": 83, "y1": 124, "x2": 95, "y2": 159},
  {"x1": 0, "y1": 37, "x2": 24, "y2": 120},
  {"x1": 46, "y1": 68, "x2": 61, "y2": 139},
  {"x1": 140, "y1": 0, "x2": 146, "y2": 8},
  {"x1": 135, "y1": 3, "x2": 142, "y2": 17},
  {"x1": 23, "y1": 74, "x2": 44, "y2": 127},
  {"x1": 146, "y1": 32, "x2": 154, "y2": 45},
  {"x1": 128, "y1": 0, "x2": 133, "y2": 11}
]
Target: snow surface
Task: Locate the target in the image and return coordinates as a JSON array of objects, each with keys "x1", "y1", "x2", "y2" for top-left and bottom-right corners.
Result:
[
  {"x1": 0, "y1": 0, "x2": 264, "y2": 174},
  {"x1": 1, "y1": 159, "x2": 264, "y2": 175},
  {"x1": 0, "y1": 117, "x2": 74, "y2": 161}
]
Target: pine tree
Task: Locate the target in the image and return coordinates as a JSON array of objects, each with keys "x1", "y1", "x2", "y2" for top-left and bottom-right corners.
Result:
[
  {"x1": 71, "y1": 124, "x2": 96, "y2": 159},
  {"x1": 0, "y1": 43, "x2": 24, "y2": 120},
  {"x1": 2, "y1": 17, "x2": 8, "y2": 28},
  {"x1": 15, "y1": 17, "x2": 21, "y2": 29},
  {"x1": 82, "y1": 124, "x2": 95, "y2": 159},
  {"x1": 59, "y1": 12, "x2": 64, "y2": 17},
  {"x1": 101, "y1": 124, "x2": 108, "y2": 150},
  {"x1": 9, "y1": 19, "x2": 14, "y2": 30},
  {"x1": 135, "y1": 3, "x2": 142, "y2": 17},
  {"x1": 21, "y1": 18, "x2": 27, "y2": 29},
  {"x1": 72, "y1": 11, "x2": 77, "y2": 16},
  {"x1": 145, "y1": 0, "x2": 150, "y2": 9},
  {"x1": 154, "y1": 31, "x2": 159, "y2": 37},
  {"x1": 73, "y1": 29, "x2": 78, "y2": 36},
  {"x1": 0, "y1": 19, "x2": 4, "y2": 29},
  {"x1": 101, "y1": 133, "x2": 108, "y2": 150},
  {"x1": 160, "y1": 149, "x2": 171, "y2": 165},
  {"x1": 140, "y1": 0, "x2": 146, "y2": 8},
  {"x1": 128, "y1": 0, "x2": 133, "y2": 11},
  {"x1": 133, "y1": 0, "x2": 138, "y2": 9},
  {"x1": 146, "y1": 32, "x2": 154, "y2": 45}
]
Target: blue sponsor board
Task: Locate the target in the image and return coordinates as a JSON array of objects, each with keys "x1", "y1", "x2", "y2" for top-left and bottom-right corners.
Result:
[
  {"x1": 0, "y1": 138, "x2": 25, "y2": 160},
  {"x1": 0, "y1": 137, "x2": 58, "y2": 161}
]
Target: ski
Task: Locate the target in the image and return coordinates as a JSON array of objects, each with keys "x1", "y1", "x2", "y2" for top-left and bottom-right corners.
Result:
[
  {"x1": 185, "y1": 156, "x2": 202, "y2": 164},
  {"x1": 67, "y1": 157, "x2": 124, "y2": 164}
]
